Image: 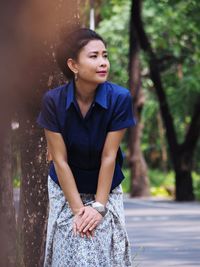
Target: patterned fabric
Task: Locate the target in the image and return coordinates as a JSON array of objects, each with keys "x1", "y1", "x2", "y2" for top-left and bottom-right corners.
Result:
[{"x1": 44, "y1": 176, "x2": 133, "y2": 267}]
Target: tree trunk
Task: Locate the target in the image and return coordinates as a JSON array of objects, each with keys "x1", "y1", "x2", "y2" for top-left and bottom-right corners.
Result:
[
  {"x1": 0, "y1": 125, "x2": 17, "y2": 267},
  {"x1": 129, "y1": 0, "x2": 150, "y2": 197},
  {"x1": 19, "y1": 120, "x2": 49, "y2": 267},
  {"x1": 157, "y1": 112, "x2": 168, "y2": 172},
  {"x1": 174, "y1": 147, "x2": 194, "y2": 201},
  {"x1": 175, "y1": 170, "x2": 194, "y2": 201},
  {"x1": 0, "y1": 1, "x2": 22, "y2": 266},
  {"x1": 129, "y1": 122, "x2": 150, "y2": 197},
  {"x1": 17, "y1": 1, "x2": 79, "y2": 266}
]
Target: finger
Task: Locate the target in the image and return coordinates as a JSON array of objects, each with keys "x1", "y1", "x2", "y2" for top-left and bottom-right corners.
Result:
[
  {"x1": 83, "y1": 219, "x2": 95, "y2": 233},
  {"x1": 91, "y1": 229, "x2": 95, "y2": 237},
  {"x1": 77, "y1": 207, "x2": 97, "y2": 231},
  {"x1": 85, "y1": 230, "x2": 91, "y2": 239},
  {"x1": 82, "y1": 229, "x2": 93, "y2": 239},
  {"x1": 73, "y1": 222, "x2": 77, "y2": 236},
  {"x1": 78, "y1": 216, "x2": 92, "y2": 231},
  {"x1": 79, "y1": 212, "x2": 91, "y2": 223},
  {"x1": 76, "y1": 218, "x2": 87, "y2": 231},
  {"x1": 80, "y1": 232, "x2": 85, "y2": 238},
  {"x1": 75, "y1": 214, "x2": 88, "y2": 229},
  {"x1": 79, "y1": 206, "x2": 95, "y2": 221},
  {"x1": 89, "y1": 221, "x2": 99, "y2": 232}
]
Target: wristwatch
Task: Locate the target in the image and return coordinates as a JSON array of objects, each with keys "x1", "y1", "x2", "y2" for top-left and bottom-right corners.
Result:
[{"x1": 91, "y1": 201, "x2": 108, "y2": 217}]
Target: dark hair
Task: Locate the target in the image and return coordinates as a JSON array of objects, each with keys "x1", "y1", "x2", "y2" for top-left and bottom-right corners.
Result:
[{"x1": 56, "y1": 28, "x2": 106, "y2": 80}]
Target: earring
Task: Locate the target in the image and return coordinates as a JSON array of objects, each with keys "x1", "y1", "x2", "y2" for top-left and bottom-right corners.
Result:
[{"x1": 74, "y1": 72, "x2": 78, "y2": 81}]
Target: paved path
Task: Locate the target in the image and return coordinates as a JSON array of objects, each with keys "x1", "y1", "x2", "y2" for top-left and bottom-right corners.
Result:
[{"x1": 124, "y1": 197, "x2": 200, "y2": 267}]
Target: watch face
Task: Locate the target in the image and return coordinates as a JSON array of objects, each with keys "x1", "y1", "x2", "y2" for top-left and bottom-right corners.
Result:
[
  {"x1": 101, "y1": 209, "x2": 108, "y2": 217},
  {"x1": 97, "y1": 206, "x2": 105, "y2": 212},
  {"x1": 92, "y1": 203, "x2": 104, "y2": 210},
  {"x1": 92, "y1": 202, "x2": 107, "y2": 216}
]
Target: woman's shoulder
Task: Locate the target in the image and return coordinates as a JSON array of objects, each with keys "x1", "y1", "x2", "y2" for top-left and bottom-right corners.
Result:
[
  {"x1": 104, "y1": 81, "x2": 131, "y2": 97},
  {"x1": 44, "y1": 84, "x2": 67, "y2": 98},
  {"x1": 42, "y1": 84, "x2": 68, "y2": 106}
]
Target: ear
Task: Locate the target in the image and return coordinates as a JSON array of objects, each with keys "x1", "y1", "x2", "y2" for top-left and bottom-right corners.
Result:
[{"x1": 67, "y1": 58, "x2": 78, "y2": 74}]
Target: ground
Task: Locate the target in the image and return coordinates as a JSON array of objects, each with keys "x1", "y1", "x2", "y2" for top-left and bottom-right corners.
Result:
[{"x1": 124, "y1": 196, "x2": 200, "y2": 267}]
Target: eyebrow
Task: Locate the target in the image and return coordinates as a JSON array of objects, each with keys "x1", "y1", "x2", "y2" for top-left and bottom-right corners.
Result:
[{"x1": 88, "y1": 50, "x2": 108, "y2": 54}]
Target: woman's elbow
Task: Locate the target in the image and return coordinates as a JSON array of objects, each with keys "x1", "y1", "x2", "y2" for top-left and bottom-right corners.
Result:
[
  {"x1": 53, "y1": 158, "x2": 68, "y2": 170},
  {"x1": 101, "y1": 154, "x2": 116, "y2": 165}
]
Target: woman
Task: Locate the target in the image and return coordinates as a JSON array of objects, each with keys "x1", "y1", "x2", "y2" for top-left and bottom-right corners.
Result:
[{"x1": 37, "y1": 28, "x2": 136, "y2": 267}]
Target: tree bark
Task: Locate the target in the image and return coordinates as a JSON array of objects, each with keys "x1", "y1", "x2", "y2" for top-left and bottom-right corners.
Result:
[
  {"x1": 0, "y1": 125, "x2": 17, "y2": 267},
  {"x1": 157, "y1": 112, "x2": 168, "y2": 172},
  {"x1": 129, "y1": 0, "x2": 150, "y2": 197},
  {"x1": 17, "y1": 1, "x2": 79, "y2": 266},
  {"x1": 0, "y1": 1, "x2": 22, "y2": 266},
  {"x1": 131, "y1": 0, "x2": 200, "y2": 201}
]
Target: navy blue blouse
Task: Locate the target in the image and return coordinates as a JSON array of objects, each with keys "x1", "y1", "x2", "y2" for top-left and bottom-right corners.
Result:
[{"x1": 36, "y1": 80, "x2": 136, "y2": 193}]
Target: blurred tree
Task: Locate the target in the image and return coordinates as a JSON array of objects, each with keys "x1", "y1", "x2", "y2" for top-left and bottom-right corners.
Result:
[
  {"x1": 78, "y1": 0, "x2": 102, "y2": 28},
  {"x1": 16, "y1": 1, "x2": 79, "y2": 266},
  {"x1": 0, "y1": 128, "x2": 16, "y2": 267},
  {"x1": 128, "y1": 0, "x2": 150, "y2": 196},
  {"x1": 0, "y1": 127, "x2": 16, "y2": 267},
  {"x1": 132, "y1": 0, "x2": 200, "y2": 201},
  {"x1": 0, "y1": 1, "x2": 21, "y2": 266}
]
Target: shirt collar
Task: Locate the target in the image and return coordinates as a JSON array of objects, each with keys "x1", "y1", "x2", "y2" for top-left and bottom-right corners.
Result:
[
  {"x1": 65, "y1": 80, "x2": 74, "y2": 110},
  {"x1": 95, "y1": 82, "x2": 108, "y2": 109},
  {"x1": 65, "y1": 80, "x2": 108, "y2": 110}
]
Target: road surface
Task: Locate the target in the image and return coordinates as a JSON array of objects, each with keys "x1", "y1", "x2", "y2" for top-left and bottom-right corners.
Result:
[{"x1": 124, "y1": 197, "x2": 200, "y2": 267}]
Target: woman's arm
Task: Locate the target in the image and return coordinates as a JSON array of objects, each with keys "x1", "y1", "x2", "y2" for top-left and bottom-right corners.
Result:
[
  {"x1": 44, "y1": 129, "x2": 84, "y2": 214},
  {"x1": 77, "y1": 129, "x2": 126, "y2": 234},
  {"x1": 95, "y1": 129, "x2": 126, "y2": 205}
]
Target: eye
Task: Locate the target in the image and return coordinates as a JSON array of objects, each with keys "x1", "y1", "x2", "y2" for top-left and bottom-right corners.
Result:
[
  {"x1": 90, "y1": 55, "x2": 97, "y2": 58},
  {"x1": 104, "y1": 54, "x2": 108, "y2": 58}
]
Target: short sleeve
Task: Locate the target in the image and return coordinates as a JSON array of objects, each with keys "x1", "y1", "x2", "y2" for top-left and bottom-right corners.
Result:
[
  {"x1": 36, "y1": 92, "x2": 60, "y2": 132},
  {"x1": 108, "y1": 92, "x2": 136, "y2": 132}
]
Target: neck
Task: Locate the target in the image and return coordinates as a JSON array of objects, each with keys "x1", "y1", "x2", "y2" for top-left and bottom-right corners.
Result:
[{"x1": 74, "y1": 79, "x2": 98, "y2": 103}]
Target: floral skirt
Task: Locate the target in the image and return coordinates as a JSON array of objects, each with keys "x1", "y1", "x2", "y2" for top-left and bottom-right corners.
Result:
[{"x1": 44, "y1": 176, "x2": 132, "y2": 267}]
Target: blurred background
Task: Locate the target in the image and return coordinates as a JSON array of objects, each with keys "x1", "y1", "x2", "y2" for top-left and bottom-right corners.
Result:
[{"x1": 0, "y1": 0, "x2": 200, "y2": 266}]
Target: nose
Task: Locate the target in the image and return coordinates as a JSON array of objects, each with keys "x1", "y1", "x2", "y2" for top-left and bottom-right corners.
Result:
[{"x1": 99, "y1": 57, "x2": 108, "y2": 67}]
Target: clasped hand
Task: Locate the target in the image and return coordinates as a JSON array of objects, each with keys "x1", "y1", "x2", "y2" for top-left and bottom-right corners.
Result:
[{"x1": 73, "y1": 206, "x2": 103, "y2": 238}]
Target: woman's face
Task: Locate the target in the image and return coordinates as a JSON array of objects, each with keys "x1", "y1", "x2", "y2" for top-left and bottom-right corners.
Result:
[{"x1": 74, "y1": 39, "x2": 110, "y2": 85}]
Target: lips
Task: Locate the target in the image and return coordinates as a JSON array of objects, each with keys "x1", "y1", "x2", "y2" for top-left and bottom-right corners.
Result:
[{"x1": 96, "y1": 71, "x2": 107, "y2": 74}]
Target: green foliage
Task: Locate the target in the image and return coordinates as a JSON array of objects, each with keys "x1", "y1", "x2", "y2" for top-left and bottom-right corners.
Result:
[
  {"x1": 121, "y1": 167, "x2": 131, "y2": 193},
  {"x1": 148, "y1": 169, "x2": 175, "y2": 197},
  {"x1": 13, "y1": 176, "x2": 20, "y2": 188},
  {"x1": 193, "y1": 172, "x2": 200, "y2": 200},
  {"x1": 97, "y1": 1, "x2": 131, "y2": 87},
  {"x1": 148, "y1": 169, "x2": 175, "y2": 187},
  {"x1": 122, "y1": 167, "x2": 200, "y2": 199},
  {"x1": 140, "y1": 0, "x2": 200, "y2": 170},
  {"x1": 150, "y1": 187, "x2": 170, "y2": 197},
  {"x1": 142, "y1": 0, "x2": 200, "y2": 144}
]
